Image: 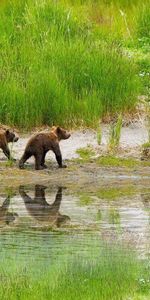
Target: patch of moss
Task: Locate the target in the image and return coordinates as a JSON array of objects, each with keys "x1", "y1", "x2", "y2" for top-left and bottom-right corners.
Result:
[
  {"x1": 97, "y1": 156, "x2": 141, "y2": 168},
  {"x1": 76, "y1": 146, "x2": 95, "y2": 161},
  {"x1": 96, "y1": 186, "x2": 137, "y2": 200},
  {"x1": 142, "y1": 142, "x2": 150, "y2": 148},
  {"x1": 79, "y1": 194, "x2": 93, "y2": 206},
  {"x1": 5, "y1": 160, "x2": 15, "y2": 167},
  {"x1": 76, "y1": 150, "x2": 150, "y2": 167},
  {"x1": 109, "y1": 208, "x2": 120, "y2": 225},
  {"x1": 73, "y1": 154, "x2": 150, "y2": 168}
]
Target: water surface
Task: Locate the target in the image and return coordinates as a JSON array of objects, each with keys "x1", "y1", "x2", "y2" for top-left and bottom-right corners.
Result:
[{"x1": 0, "y1": 182, "x2": 149, "y2": 261}]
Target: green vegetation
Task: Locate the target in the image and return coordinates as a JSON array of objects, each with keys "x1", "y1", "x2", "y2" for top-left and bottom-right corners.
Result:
[
  {"x1": 0, "y1": 233, "x2": 149, "y2": 300},
  {"x1": 79, "y1": 194, "x2": 93, "y2": 206},
  {"x1": 137, "y1": 4, "x2": 150, "y2": 45},
  {"x1": 108, "y1": 114, "x2": 123, "y2": 152},
  {"x1": 76, "y1": 146, "x2": 95, "y2": 161},
  {"x1": 78, "y1": 185, "x2": 150, "y2": 201},
  {"x1": 1, "y1": 0, "x2": 150, "y2": 129},
  {"x1": 5, "y1": 159, "x2": 15, "y2": 167},
  {"x1": 108, "y1": 208, "x2": 121, "y2": 225},
  {"x1": 78, "y1": 186, "x2": 141, "y2": 202},
  {"x1": 142, "y1": 142, "x2": 150, "y2": 149},
  {"x1": 97, "y1": 155, "x2": 150, "y2": 167},
  {"x1": 76, "y1": 147, "x2": 150, "y2": 167},
  {"x1": 97, "y1": 123, "x2": 102, "y2": 145},
  {"x1": 147, "y1": 104, "x2": 150, "y2": 142},
  {"x1": 96, "y1": 185, "x2": 137, "y2": 200},
  {"x1": 97, "y1": 155, "x2": 142, "y2": 168}
]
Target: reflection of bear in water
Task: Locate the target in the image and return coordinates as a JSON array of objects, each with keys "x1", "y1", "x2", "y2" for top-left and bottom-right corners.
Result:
[
  {"x1": 19, "y1": 185, "x2": 70, "y2": 227},
  {"x1": 141, "y1": 193, "x2": 150, "y2": 210},
  {"x1": 0, "y1": 196, "x2": 18, "y2": 226}
]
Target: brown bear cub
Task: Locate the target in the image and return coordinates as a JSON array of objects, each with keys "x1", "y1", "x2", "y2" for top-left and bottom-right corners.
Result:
[
  {"x1": 0, "y1": 128, "x2": 19, "y2": 160},
  {"x1": 19, "y1": 126, "x2": 71, "y2": 170}
]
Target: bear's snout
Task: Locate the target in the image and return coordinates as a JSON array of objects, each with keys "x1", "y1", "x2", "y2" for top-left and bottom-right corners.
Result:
[
  {"x1": 66, "y1": 133, "x2": 71, "y2": 139},
  {"x1": 13, "y1": 136, "x2": 19, "y2": 142}
]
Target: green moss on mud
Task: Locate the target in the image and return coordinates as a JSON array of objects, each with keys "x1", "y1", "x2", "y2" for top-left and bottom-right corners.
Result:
[
  {"x1": 76, "y1": 147, "x2": 150, "y2": 168},
  {"x1": 96, "y1": 186, "x2": 137, "y2": 200},
  {"x1": 76, "y1": 146, "x2": 95, "y2": 161},
  {"x1": 97, "y1": 156, "x2": 140, "y2": 168},
  {"x1": 142, "y1": 142, "x2": 150, "y2": 148}
]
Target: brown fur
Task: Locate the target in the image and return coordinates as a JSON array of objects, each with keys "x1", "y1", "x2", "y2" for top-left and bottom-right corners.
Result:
[
  {"x1": 0, "y1": 129, "x2": 19, "y2": 160},
  {"x1": 19, "y1": 126, "x2": 71, "y2": 170}
]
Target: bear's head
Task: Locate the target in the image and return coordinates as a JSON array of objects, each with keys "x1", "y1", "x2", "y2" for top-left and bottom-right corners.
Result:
[
  {"x1": 51, "y1": 126, "x2": 71, "y2": 141},
  {"x1": 5, "y1": 129, "x2": 19, "y2": 143}
]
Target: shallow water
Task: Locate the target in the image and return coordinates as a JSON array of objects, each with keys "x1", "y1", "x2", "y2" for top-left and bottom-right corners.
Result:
[{"x1": 0, "y1": 182, "x2": 149, "y2": 261}]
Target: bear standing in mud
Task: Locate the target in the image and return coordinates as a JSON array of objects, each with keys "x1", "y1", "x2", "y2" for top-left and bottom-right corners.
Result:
[
  {"x1": 0, "y1": 128, "x2": 19, "y2": 160},
  {"x1": 19, "y1": 126, "x2": 71, "y2": 170}
]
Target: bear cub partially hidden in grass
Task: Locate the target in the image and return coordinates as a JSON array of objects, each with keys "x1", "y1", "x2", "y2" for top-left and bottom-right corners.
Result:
[
  {"x1": 19, "y1": 126, "x2": 71, "y2": 170},
  {"x1": 0, "y1": 128, "x2": 19, "y2": 160}
]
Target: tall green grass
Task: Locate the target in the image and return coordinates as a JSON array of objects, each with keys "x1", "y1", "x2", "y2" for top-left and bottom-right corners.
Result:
[
  {"x1": 137, "y1": 4, "x2": 150, "y2": 41},
  {"x1": 0, "y1": 0, "x2": 147, "y2": 129}
]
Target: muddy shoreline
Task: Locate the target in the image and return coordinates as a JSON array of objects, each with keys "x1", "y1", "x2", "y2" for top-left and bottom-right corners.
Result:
[{"x1": 0, "y1": 161, "x2": 150, "y2": 190}]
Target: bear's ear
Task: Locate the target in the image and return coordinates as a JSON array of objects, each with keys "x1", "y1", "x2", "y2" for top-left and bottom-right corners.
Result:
[
  {"x1": 56, "y1": 126, "x2": 61, "y2": 134},
  {"x1": 6, "y1": 129, "x2": 10, "y2": 135}
]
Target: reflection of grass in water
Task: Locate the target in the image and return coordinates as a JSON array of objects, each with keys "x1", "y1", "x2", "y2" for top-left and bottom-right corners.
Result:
[
  {"x1": 0, "y1": 234, "x2": 149, "y2": 300},
  {"x1": 96, "y1": 209, "x2": 102, "y2": 221},
  {"x1": 109, "y1": 208, "x2": 120, "y2": 225}
]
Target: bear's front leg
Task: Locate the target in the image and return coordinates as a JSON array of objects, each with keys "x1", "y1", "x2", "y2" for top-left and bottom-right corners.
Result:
[
  {"x1": 57, "y1": 155, "x2": 67, "y2": 168},
  {"x1": 41, "y1": 152, "x2": 48, "y2": 169},
  {"x1": 2, "y1": 143, "x2": 16, "y2": 161},
  {"x1": 54, "y1": 144, "x2": 67, "y2": 168},
  {"x1": 35, "y1": 153, "x2": 45, "y2": 170},
  {"x1": 2, "y1": 145, "x2": 11, "y2": 160}
]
